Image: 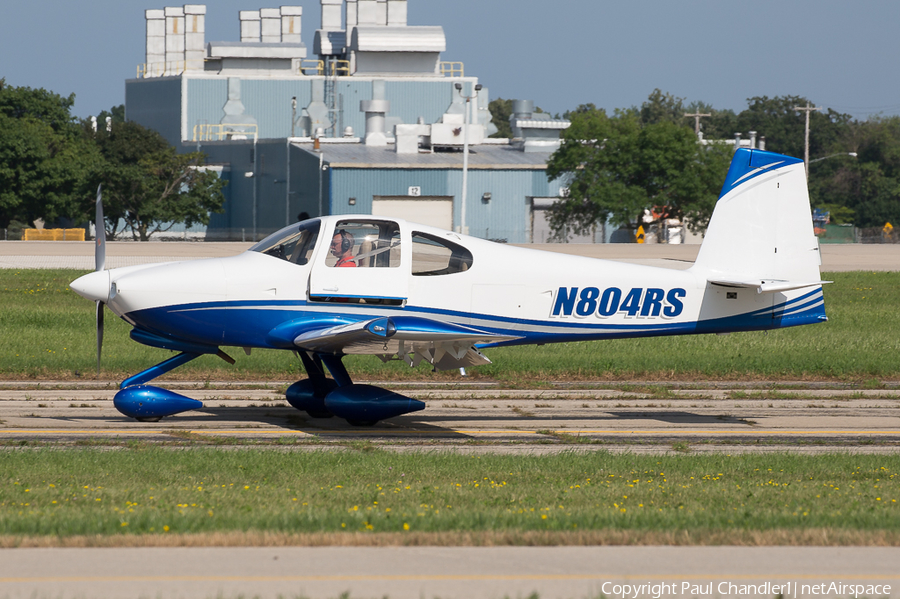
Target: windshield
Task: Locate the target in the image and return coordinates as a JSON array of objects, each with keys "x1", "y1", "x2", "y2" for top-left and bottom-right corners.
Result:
[{"x1": 250, "y1": 220, "x2": 321, "y2": 265}]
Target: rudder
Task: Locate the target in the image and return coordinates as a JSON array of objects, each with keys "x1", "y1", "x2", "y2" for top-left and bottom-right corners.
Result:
[{"x1": 691, "y1": 148, "x2": 822, "y2": 285}]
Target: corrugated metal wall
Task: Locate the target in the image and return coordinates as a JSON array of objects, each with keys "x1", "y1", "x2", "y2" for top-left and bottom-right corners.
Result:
[
  {"x1": 125, "y1": 78, "x2": 184, "y2": 146},
  {"x1": 179, "y1": 76, "x2": 471, "y2": 141},
  {"x1": 328, "y1": 167, "x2": 545, "y2": 243}
]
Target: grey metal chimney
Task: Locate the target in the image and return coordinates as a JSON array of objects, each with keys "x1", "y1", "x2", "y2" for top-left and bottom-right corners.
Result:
[
  {"x1": 145, "y1": 9, "x2": 165, "y2": 73},
  {"x1": 361, "y1": 80, "x2": 390, "y2": 146},
  {"x1": 281, "y1": 6, "x2": 303, "y2": 43},
  {"x1": 240, "y1": 10, "x2": 261, "y2": 42},
  {"x1": 164, "y1": 6, "x2": 185, "y2": 73},
  {"x1": 387, "y1": 0, "x2": 407, "y2": 26},
  {"x1": 184, "y1": 5, "x2": 206, "y2": 69},
  {"x1": 260, "y1": 8, "x2": 281, "y2": 43},
  {"x1": 321, "y1": 0, "x2": 343, "y2": 31}
]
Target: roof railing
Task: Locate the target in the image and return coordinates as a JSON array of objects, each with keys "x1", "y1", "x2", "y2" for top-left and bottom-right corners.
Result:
[
  {"x1": 439, "y1": 62, "x2": 464, "y2": 77},
  {"x1": 192, "y1": 123, "x2": 259, "y2": 142},
  {"x1": 137, "y1": 60, "x2": 205, "y2": 78},
  {"x1": 330, "y1": 60, "x2": 351, "y2": 76},
  {"x1": 300, "y1": 59, "x2": 325, "y2": 76}
]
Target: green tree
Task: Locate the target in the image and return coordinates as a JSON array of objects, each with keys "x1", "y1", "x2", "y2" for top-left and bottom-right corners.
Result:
[
  {"x1": 637, "y1": 89, "x2": 686, "y2": 126},
  {"x1": 809, "y1": 116, "x2": 900, "y2": 228},
  {"x1": 735, "y1": 95, "x2": 851, "y2": 159},
  {"x1": 546, "y1": 106, "x2": 731, "y2": 240},
  {"x1": 90, "y1": 120, "x2": 226, "y2": 241},
  {"x1": 0, "y1": 80, "x2": 98, "y2": 230}
]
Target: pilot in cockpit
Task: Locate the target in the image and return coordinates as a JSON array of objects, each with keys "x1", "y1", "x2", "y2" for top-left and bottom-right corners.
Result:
[{"x1": 330, "y1": 230, "x2": 357, "y2": 267}]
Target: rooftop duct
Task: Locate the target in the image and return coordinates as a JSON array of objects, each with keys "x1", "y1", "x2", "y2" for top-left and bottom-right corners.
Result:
[
  {"x1": 349, "y1": 26, "x2": 446, "y2": 74},
  {"x1": 361, "y1": 80, "x2": 391, "y2": 146},
  {"x1": 509, "y1": 99, "x2": 570, "y2": 152},
  {"x1": 299, "y1": 79, "x2": 333, "y2": 137}
]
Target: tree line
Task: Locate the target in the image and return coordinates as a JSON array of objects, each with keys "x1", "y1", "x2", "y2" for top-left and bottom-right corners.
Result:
[
  {"x1": 0, "y1": 79, "x2": 225, "y2": 241},
  {"x1": 492, "y1": 91, "x2": 900, "y2": 238},
  {"x1": 2, "y1": 80, "x2": 896, "y2": 242}
]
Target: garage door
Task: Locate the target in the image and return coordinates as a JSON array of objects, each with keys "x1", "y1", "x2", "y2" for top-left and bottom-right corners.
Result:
[{"x1": 372, "y1": 196, "x2": 453, "y2": 230}]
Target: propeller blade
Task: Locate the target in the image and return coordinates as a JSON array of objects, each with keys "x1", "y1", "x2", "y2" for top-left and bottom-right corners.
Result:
[
  {"x1": 95, "y1": 185, "x2": 106, "y2": 272},
  {"x1": 96, "y1": 300, "x2": 104, "y2": 375}
]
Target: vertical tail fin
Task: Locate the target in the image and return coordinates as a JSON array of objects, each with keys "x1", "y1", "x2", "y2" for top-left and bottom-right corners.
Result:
[{"x1": 691, "y1": 148, "x2": 822, "y2": 285}]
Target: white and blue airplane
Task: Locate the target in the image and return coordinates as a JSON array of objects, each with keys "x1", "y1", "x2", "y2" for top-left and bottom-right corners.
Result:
[{"x1": 71, "y1": 148, "x2": 827, "y2": 425}]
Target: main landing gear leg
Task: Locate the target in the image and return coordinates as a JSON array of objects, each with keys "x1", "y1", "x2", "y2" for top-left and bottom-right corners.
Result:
[
  {"x1": 114, "y1": 352, "x2": 204, "y2": 422},
  {"x1": 285, "y1": 352, "x2": 337, "y2": 418},
  {"x1": 297, "y1": 353, "x2": 425, "y2": 427}
]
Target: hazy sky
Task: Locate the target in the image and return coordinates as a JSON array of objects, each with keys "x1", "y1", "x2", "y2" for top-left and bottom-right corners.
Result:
[{"x1": 1, "y1": 0, "x2": 897, "y2": 121}]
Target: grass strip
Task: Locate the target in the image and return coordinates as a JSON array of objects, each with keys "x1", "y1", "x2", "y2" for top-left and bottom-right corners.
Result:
[
  {"x1": 0, "y1": 449, "x2": 897, "y2": 544},
  {"x1": 1, "y1": 270, "x2": 899, "y2": 381}
]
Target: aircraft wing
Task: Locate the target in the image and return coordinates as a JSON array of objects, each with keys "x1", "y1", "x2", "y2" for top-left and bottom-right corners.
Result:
[{"x1": 291, "y1": 316, "x2": 521, "y2": 371}]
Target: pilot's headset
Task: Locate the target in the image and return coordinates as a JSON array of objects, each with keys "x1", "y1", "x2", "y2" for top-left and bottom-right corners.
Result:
[{"x1": 337, "y1": 229, "x2": 354, "y2": 253}]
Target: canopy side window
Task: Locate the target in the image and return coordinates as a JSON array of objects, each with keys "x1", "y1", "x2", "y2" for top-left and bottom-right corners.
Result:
[
  {"x1": 325, "y1": 220, "x2": 401, "y2": 268},
  {"x1": 411, "y1": 231, "x2": 473, "y2": 276},
  {"x1": 250, "y1": 220, "x2": 320, "y2": 265}
]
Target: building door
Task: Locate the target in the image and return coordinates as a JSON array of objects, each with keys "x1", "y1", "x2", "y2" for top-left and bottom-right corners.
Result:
[
  {"x1": 531, "y1": 197, "x2": 598, "y2": 243},
  {"x1": 373, "y1": 196, "x2": 453, "y2": 230}
]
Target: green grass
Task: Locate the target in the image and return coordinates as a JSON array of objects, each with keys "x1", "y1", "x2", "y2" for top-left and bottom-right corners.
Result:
[
  {"x1": 0, "y1": 449, "x2": 897, "y2": 538},
  {"x1": 1, "y1": 270, "x2": 898, "y2": 381}
]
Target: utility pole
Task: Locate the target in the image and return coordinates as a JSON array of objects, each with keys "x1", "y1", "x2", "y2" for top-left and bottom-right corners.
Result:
[
  {"x1": 794, "y1": 102, "x2": 822, "y2": 178},
  {"x1": 684, "y1": 111, "x2": 711, "y2": 136}
]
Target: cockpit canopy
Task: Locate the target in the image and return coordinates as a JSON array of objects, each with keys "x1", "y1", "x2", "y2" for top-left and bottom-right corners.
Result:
[{"x1": 250, "y1": 217, "x2": 473, "y2": 276}]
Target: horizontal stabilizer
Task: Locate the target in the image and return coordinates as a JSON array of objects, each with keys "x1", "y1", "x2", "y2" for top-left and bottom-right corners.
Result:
[{"x1": 710, "y1": 279, "x2": 831, "y2": 294}]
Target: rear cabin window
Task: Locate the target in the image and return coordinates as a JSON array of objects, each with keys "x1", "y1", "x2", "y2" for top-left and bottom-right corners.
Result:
[
  {"x1": 326, "y1": 220, "x2": 401, "y2": 268},
  {"x1": 411, "y1": 232, "x2": 473, "y2": 276},
  {"x1": 250, "y1": 220, "x2": 320, "y2": 265}
]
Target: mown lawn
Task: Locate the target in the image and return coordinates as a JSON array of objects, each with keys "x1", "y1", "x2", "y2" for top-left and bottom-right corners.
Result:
[{"x1": 0, "y1": 449, "x2": 897, "y2": 544}]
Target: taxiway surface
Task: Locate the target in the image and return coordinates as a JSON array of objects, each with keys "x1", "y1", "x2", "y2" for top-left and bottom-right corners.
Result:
[{"x1": 1, "y1": 381, "x2": 898, "y2": 451}]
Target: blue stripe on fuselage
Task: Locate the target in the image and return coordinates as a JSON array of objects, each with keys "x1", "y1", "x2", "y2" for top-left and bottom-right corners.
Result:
[{"x1": 124, "y1": 288, "x2": 826, "y2": 350}]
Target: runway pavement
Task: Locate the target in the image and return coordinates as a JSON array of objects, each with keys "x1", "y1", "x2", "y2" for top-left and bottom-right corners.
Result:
[
  {"x1": 2, "y1": 546, "x2": 899, "y2": 599},
  {"x1": 1, "y1": 381, "x2": 898, "y2": 451}
]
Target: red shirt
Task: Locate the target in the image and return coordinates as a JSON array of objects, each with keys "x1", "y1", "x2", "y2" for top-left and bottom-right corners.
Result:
[{"x1": 336, "y1": 256, "x2": 356, "y2": 267}]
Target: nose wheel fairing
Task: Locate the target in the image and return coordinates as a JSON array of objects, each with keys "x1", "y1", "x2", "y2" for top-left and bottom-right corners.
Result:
[{"x1": 113, "y1": 351, "x2": 207, "y2": 421}]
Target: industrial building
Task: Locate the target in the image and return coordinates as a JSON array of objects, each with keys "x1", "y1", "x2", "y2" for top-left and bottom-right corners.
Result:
[{"x1": 126, "y1": 1, "x2": 575, "y2": 242}]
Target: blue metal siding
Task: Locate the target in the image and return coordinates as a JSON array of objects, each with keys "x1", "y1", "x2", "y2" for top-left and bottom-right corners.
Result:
[
  {"x1": 182, "y1": 77, "x2": 467, "y2": 141},
  {"x1": 328, "y1": 167, "x2": 541, "y2": 243},
  {"x1": 185, "y1": 79, "x2": 227, "y2": 141},
  {"x1": 464, "y1": 170, "x2": 534, "y2": 243},
  {"x1": 329, "y1": 169, "x2": 451, "y2": 216},
  {"x1": 126, "y1": 78, "x2": 183, "y2": 146}
]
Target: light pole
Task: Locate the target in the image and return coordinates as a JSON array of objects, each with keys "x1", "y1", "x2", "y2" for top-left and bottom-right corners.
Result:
[
  {"x1": 455, "y1": 82, "x2": 482, "y2": 235},
  {"x1": 809, "y1": 152, "x2": 857, "y2": 165}
]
